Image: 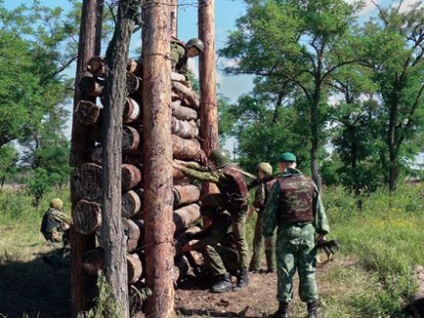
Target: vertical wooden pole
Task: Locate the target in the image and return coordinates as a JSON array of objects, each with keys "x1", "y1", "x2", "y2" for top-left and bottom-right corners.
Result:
[
  {"x1": 70, "y1": 0, "x2": 103, "y2": 316},
  {"x1": 101, "y1": 0, "x2": 137, "y2": 316},
  {"x1": 198, "y1": 0, "x2": 219, "y2": 214},
  {"x1": 142, "y1": 1, "x2": 175, "y2": 317},
  {"x1": 170, "y1": 0, "x2": 178, "y2": 37}
]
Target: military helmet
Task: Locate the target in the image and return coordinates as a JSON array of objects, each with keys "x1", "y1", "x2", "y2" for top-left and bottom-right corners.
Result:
[
  {"x1": 209, "y1": 148, "x2": 232, "y2": 168},
  {"x1": 50, "y1": 198, "x2": 64, "y2": 210},
  {"x1": 256, "y1": 162, "x2": 273, "y2": 176},
  {"x1": 186, "y1": 38, "x2": 204, "y2": 54},
  {"x1": 278, "y1": 152, "x2": 297, "y2": 163}
]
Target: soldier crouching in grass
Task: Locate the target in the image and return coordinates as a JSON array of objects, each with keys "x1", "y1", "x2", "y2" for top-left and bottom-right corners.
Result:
[
  {"x1": 262, "y1": 152, "x2": 330, "y2": 318},
  {"x1": 180, "y1": 206, "x2": 240, "y2": 293},
  {"x1": 40, "y1": 198, "x2": 72, "y2": 268}
]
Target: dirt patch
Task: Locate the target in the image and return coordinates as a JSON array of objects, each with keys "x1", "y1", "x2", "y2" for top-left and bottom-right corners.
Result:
[{"x1": 174, "y1": 258, "x2": 340, "y2": 318}]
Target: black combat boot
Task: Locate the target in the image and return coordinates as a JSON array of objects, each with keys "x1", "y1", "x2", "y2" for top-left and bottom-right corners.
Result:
[
  {"x1": 272, "y1": 301, "x2": 289, "y2": 318},
  {"x1": 307, "y1": 301, "x2": 319, "y2": 318},
  {"x1": 210, "y1": 273, "x2": 232, "y2": 293},
  {"x1": 233, "y1": 268, "x2": 249, "y2": 291}
]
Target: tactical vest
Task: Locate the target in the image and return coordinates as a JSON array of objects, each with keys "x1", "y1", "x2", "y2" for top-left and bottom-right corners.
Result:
[
  {"x1": 171, "y1": 37, "x2": 188, "y2": 74},
  {"x1": 218, "y1": 165, "x2": 249, "y2": 215},
  {"x1": 277, "y1": 174, "x2": 315, "y2": 224}
]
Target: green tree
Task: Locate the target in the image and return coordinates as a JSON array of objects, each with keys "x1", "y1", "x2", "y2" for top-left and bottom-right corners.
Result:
[
  {"x1": 0, "y1": 145, "x2": 18, "y2": 187},
  {"x1": 361, "y1": 2, "x2": 424, "y2": 190},
  {"x1": 220, "y1": 0, "x2": 363, "y2": 189}
]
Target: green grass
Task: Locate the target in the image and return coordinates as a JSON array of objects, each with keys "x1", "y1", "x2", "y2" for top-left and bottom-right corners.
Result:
[{"x1": 1, "y1": 184, "x2": 423, "y2": 317}]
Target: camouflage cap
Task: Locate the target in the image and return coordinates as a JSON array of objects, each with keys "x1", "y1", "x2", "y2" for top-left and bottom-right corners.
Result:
[
  {"x1": 278, "y1": 152, "x2": 296, "y2": 162},
  {"x1": 50, "y1": 198, "x2": 64, "y2": 210}
]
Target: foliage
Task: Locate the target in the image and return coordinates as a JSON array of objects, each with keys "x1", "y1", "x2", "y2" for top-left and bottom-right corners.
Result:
[
  {"x1": 0, "y1": 145, "x2": 18, "y2": 186},
  {"x1": 26, "y1": 168, "x2": 53, "y2": 207}
]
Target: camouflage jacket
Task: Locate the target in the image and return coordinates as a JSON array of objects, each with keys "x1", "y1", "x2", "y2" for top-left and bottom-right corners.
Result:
[
  {"x1": 252, "y1": 179, "x2": 276, "y2": 214},
  {"x1": 170, "y1": 37, "x2": 188, "y2": 76},
  {"x1": 262, "y1": 168, "x2": 329, "y2": 238}
]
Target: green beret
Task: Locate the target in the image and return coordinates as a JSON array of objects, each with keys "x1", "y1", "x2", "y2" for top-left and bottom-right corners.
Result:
[{"x1": 278, "y1": 152, "x2": 296, "y2": 162}]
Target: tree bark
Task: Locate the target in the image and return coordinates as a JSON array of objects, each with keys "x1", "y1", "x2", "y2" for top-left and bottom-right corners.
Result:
[
  {"x1": 198, "y1": 0, "x2": 220, "y2": 220},
  {"x1": 101, "y1": 1, "x2": 137, "y2": 316},
  {"x1": 171, "y1": 100, "x2": 199, "y2": 121},
  {"x1": 70, "y1": 0, "x2": 103, "y2": 315},
  {"x1": 173, "y1": 203, "x2": 201, "y2": 233},
  {"x1": 172, "y1": 184, "x2": 201, "y2": 207},
  {"x1": 73, "y1": 199, "x2": 102, "y2": 234},
  {"x1": 142, "y1": 1, "x2": 176, "y2": 316},
  {"x1": 172, "y1": 134, "x2": 204, "y2": 160}
]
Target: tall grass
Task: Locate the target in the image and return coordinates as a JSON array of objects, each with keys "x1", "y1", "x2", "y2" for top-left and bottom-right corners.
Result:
[{"x1": 324, "y1": 183, "x2": 424, "y2": 316}]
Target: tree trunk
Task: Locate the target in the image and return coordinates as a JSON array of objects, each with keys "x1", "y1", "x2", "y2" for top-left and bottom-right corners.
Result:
[
  {"x1": 198, "y1": 0, "x2": 220, "y2": 223},
  {"x1": 73, "y1": 199, "x2": 102, "y2": 234},
  {"x1": 169, "y1": 0, "x2": 178, "y2": 37},
  {"x1": 172, "y1": 184, "x2": 201, "y2": 207},
  {"x1": 70, "y1": 1, "x2": 103, "y2": 315},
  {"x1": 122, "y1": 188, "x2": 144, "y2": 218},
  {"x1": 173, "y1": 203, "x2": 201, "y2": 233},
  {"x1": 142, "y1": 1, "x2": 175, "y2": 316},
  {"x1": 172, "y1": 134, "x2": 204, "y2": 160},
  {"x1": 101, "y1": 1, "x2": 137, "y2": 316},
  {"x1": 171, "y1": 100, "x2": 198, "y2": 121}
]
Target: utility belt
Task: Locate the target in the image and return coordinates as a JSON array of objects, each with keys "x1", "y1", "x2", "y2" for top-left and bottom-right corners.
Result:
[{"x1": 280, "y1": 221, "x2": 312, "y2": 228}]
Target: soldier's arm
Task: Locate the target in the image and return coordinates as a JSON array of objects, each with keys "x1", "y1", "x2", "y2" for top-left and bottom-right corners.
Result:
[
  {"x1": 313, "y1": 187, "x2": 329, "y2": 236},
  {"x1": 180, "y1": 166, "x2": 221, "y2": 183}
]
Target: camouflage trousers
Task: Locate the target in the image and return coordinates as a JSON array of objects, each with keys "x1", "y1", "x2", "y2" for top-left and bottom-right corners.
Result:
[
  {"x1": 201, "y1": 193, "x2": 249, "y2": 269},
  {"x1": 249, "y1": 213, "x2": 275, "y2": 272},
  {"x1": 203, "y1": 245, "x2": 239, "y2": 276},
  {"x1": 275, "y1": 222, "x2": 318, "y2": 303}
]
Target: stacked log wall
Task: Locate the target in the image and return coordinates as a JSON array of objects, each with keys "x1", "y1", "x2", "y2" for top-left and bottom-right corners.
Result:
[{"x1": 72, "y1": 56, "x2": 205, "y2": 291}]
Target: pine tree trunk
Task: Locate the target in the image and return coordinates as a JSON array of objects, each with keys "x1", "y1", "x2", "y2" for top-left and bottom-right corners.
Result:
[{"x1": 142, "y1": 1, "x2": 176, "y2": 316}]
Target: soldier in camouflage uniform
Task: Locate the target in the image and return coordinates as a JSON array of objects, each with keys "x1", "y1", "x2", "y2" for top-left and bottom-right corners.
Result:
[
  {"x1": 262, "y1": 152, "x2": 329, "y2": 318},
  {"x1": 173, "y1": 148, "x2": 250, "y2": 291},
  {"x1": 40, "y1": 198, "x2": 71, "y2": 244},
  {"x1": 181, "y1": 207, "x2": 239, "y2": 293},
  {"x1": 40, "y1": 198, "x2": 72, "y2": 268},
  {"x1": 248, "y1": 162, "x2": 276, "y2": 274},
  {"x1": 170, "y1": 37, "x2": 204, "y2": 78}
]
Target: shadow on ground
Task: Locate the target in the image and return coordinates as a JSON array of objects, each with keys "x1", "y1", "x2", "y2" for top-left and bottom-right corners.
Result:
[{"x1": 0, "y1": 247, "x2": 72, "y2": 318}]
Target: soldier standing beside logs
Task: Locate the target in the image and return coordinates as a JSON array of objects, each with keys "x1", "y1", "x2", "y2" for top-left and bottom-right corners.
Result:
[{"x1": 173, "y1": 148, "x2": 250, "y2": 291}]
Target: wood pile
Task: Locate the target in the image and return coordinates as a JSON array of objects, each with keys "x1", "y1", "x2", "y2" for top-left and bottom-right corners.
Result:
[{"x1": 71, "y1": 56, "x2": 206, "y2": 292}]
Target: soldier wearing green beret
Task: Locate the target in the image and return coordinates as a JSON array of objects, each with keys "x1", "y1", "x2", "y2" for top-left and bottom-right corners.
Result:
[{"x1": 262, "y1": 152, "x2": 329, "y2": 318}]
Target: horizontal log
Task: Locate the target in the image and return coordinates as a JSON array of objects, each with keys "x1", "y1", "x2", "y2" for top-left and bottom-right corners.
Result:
[
  {"x1": 122, "y1": 164, "x2": 142, "y2": 190},
  {"x1": 171, "y1": 72, "x2": 187, "y2": 82},
  {"x1": 122, "y1": 188, "x2": 144, "y2": 219},
  {"x1": 79, "y1": 75, "x2": 104, "y2": 97},
  {"x1": 172, "y1": 81, "x2": 199, "y2": 109},
  {"x1": 172, "y1": 134, "x2": 205, "y2": 162},
  {"x1": 123, "y1": 97, "x2": 141, "y2": 123},
  {"x1": 122, "y1": 125, "x2": 142, "y2": 153},
  {"x1": 127, "y1": 252, "x2": 143, "y2": 284},
  {"x1": 123, "y1": 218, "x2": 141, "y2": 252},
  {"x1": 173, "y1": 203, "x2": 201, "y2": 233},
  {"x1": 73, "y1": 199, "x2": 102, "y2": 234},
  {"x1": 82, "y1": 247, "x2": 143, "y2": 284},
  {"x1": 173, "y1": 184, "x2": 201, "y2": 207},
  {"x1": 75, "y1": 100, "x2": 103, "y2": 126},
  {"x1": 127, "y1": 58, "x2": 143, "y2": 77},
  {"x1": 71, "y1": 163, "x2": 103, "y2": 202},
  {"x1": 171, "y1": 100, "x2": 198, "y2": 121},
  {"x1": 71, "y1": 163, "x2": 142, "y2": 202},
  {"x1": 126, "y1": 72, "x2": 142, "y2": 97},
  {"x1": 83, "y1": 247, "x2": 105, "y2": 275},
  {"x1": 87, "y1": 56, "x2": 106, "y2": 77},
  {"x1": 171, "y1": 117, "x2": 199, "y2": 139}
]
